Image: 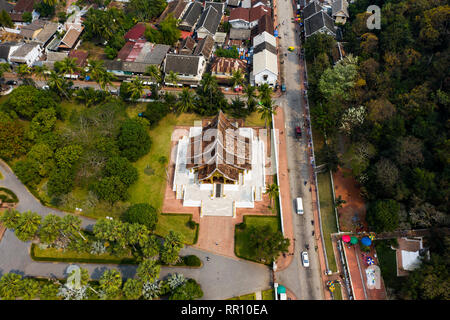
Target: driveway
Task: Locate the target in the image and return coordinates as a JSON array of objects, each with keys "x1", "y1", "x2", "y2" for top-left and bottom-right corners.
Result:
[{"x1": 0, "y1": 160, "x2": 271, "y2": 299}]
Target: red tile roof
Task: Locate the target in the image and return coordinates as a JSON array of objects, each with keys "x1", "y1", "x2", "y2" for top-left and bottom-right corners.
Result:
[
  {"x1": 124, "y1": 23, "x2": 146, "y2": 41},
  {"x1": 249, "y1": 5, "x2": 271, "y2": 22},
  {"x1": 229, "y1": 7, "x2": 250, "y2": 22},
  {"x1": 13, "y1": 0, "x2": 39, "y2": 13},
  {"x1": 68, "y1": 50, "x2": 88, "y2": 67}
]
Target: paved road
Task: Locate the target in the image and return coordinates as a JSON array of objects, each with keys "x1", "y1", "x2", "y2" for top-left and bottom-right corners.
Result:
[
  {"x1": 273, "y1": 0, "x2": 323, "y2": 299},
  {"x1": 0, "y1": 160, "x2": 271, "y2": 299}
]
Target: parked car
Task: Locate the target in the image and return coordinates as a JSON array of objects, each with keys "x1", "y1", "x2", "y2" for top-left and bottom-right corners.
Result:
[
  {"x1": 301, "y1": 251, "x2": 309, "y2": 267},
  {"x1": 281, "y1": 84, "x2": 286, "y2": 92},
  {"x1": 42, "y1": 85, "x2": 49, "y2": 90},
  {"x1": 295, "y1": 126, "x2": 302, "y2": 138},
  {"x1": 6, "y1": 80, "x2": 17, "y2": 85}
]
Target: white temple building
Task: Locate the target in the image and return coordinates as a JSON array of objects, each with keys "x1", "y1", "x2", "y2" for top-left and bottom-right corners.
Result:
[{"x1": 172, "y1": 111, "x2": 266, "y2": 217}]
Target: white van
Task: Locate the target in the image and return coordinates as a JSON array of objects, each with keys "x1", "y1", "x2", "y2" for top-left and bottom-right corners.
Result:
[{"x1": 296, "y1": 197, "x2": 304, "y2": 215}]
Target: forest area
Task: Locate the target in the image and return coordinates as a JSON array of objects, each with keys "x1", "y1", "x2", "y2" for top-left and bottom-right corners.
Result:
[{"x1": 304, "y1": 0, "x2": 449, "y2": 299}]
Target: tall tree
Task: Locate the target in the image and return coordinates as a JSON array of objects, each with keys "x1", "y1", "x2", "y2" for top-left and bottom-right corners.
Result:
[
  {"x1": 176, "y1": 88, "x2": 195, "y2": 114},
  {"x1": 137, "y1": 259, "x2": 161, "y2": 284}
]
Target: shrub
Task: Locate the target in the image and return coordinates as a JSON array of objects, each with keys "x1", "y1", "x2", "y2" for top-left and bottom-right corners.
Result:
[
  {"x1": 186, "y1": 220, "x2": 197, "y2": 230},
  {"x1": 183, "y1": 255, "x2": 201, "y2": 267},
  {"x1": 122, "y1": 203, "x2": 158, "y2": 231},
  {"x1": 0, "y1": 187, "x2": 19, "y2": 203}
]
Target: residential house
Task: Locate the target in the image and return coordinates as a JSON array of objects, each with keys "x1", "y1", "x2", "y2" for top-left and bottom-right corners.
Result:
[
  {"x1": 179, "y1": 1, "x2": 203, "y2": 32},
  {"x1": 230, "y1": 28, "x2": 251, "y2": 41},
  {"x1": 228, "y1": 6, "x2": 271, "y2": 29},
  {"x1": 0, "y1": 42, "x2": 22, "y2": 63},
  {"x1": 58, "y1": 26, "x2": 84, "y2": 51},
  {"x1": 105, "y1": 43, "x2": 169, "y2": 80},
  {"x1": 251, "y1": 0, "x2": 270, "y2": 7},
  {"x1": 210, "y1": 57, "x2": 247, "y2": 84},
  {"x1": 178, "y1": 36, "x2": 196, "y2": 55},
  {"x1": 226, "y1": 0, "x2": 241, "y2": 8},
  {"x1": 9, "y1": 43, "x2": 42, "y2": 66},
  {"x1": 68, "y1": 50, "x2": 89, "y2": 69},
  {"x1": 33, "y1": 22, "x2": 59, "y2": 49},
  {"x1": 196, "y1": 5, "x2": 222, "y2": 39},
  {"x1": 394, "y1": 238, "x2": 429, "y2": 277},
  {"x1": 157, "y1": 0, "x2": 190, "y2": 24},
  {"x1": 204, "y1": 1, "x2": 225, "y2": 15},
  {"x1": 9, "y1": 0, "x2": 40, "y2": 24},
  {"x1": 241, "y1": 0, "x2": 251, "y2": 8},
  {"x1": 124, "y1": 22, "x2": 147, "y2": 42},
  {"x1": 331, "y1": 0, "x2": 349, "y2": 24},
  {"x1": 19, "y1": 20, "x2": 45, "y2": 41},
  {"x1": 304, "y1": 10, "x2": 335, "y2": 38},
  {"x1": 251, "y1": 12, "x2": 273, "y2": 39},
  {"x1": 302, "y1": 0, "x2": 322, "y2": 20},
  {"x1": 163, "y1": 53, "x2": 206, "y2": 86},
  {"x1": 251, "y1": 31, "x2": 277, "y2": 87},
  {"x1": 193, "y1": 34, "x2": 215, "y2": 60}
]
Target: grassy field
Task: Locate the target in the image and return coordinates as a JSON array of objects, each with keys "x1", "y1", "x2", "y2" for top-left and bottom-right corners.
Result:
[
  {"x1": 262, "y1": 289, "x2": 274, "y2": 300},
  {"x1": 332, "y1": 283, "x2": 343, "y2": 300},
  {"x1": 235, "y1": 215, "x2": 280, "y2": 263},
  {"x1": 317, "y1": 171, "x2": 338, "y2": 272},
  {"x1": 242, "y1": 111, "x2": 266, "y2": 127},
  {"x1": 227, "y1": 293, "x2": 256, "y2": 300},
  {"x1": 127, "y1": 113, "x2": 202, "y2": 209},
  {"x1": 156, "y1": 214, "x2": 198, "y2": 245}
]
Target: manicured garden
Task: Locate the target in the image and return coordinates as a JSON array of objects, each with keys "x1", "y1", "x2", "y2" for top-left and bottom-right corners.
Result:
[{"x1": 317, "y1": 171, "x2": 338, "y2": 272}]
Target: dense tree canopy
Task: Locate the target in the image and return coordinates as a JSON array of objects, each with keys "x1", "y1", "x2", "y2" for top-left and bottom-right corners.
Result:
[{"x1": 117, "y1": 119, "x2": 152, "y2": 162}]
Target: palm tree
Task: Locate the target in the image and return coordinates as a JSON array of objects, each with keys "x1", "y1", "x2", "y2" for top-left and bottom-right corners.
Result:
[
  {"x1": 32, "y1": 65, "x2": 49, "y2": 82},
  {"x1": 97, "y1": 70, "x2": 116, "y2": 92},
  {"x1": 244, "y1": 84, "x2": 257, "y2": 111},
  {"x1": 87, "y1": 59, "x2": 106, "y2": 89},
  {"x1": 257, "y1": 83, "x2": 272, "y2": 105},
  {"x1": 15, "y1": 211, "x2": 41, "y2": 242},
  {"x1": 145, "y1": 65, "x2": 161, "y2": 86},
  {"x1": 128, "y1": 76, "x2": 145, "y2": 102},
  {"x1": 176, "y1": 87, "x2": 195, "y2": 114},
  {"x1": 0, "y1": 63, "x2": 11, "y2": 77},
  {"x1": 47, "y1": 71, "x2": 70, "y2": 98},
  {"x1": 265, "y1": 183, "x2": 279, "y2": 207},
  {"x1": 258, "y1": 98, "x2": 277, "y2": 129},
  {"x1": 166, "y1": 70, "x2": 179, "y2": 87},
  {"x1": 17, "y1": 64, "x2": 31, "y2": 79},
  {"x1": 231, "y1": 69, "x2": 245, "y2": 88},
  {"x1": 58, "y1": 57, "x2": 80, "y2": 79}
]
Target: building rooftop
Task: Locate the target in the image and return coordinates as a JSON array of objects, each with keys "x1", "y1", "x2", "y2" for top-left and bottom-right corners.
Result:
[
  {"x1": 304, "y1": 10, "x2": 335, "y2": 37},
  {"x1": 157, "y1": 0, "x2": 189, "y2": 23},
  {"x1": 210, "y1": 57, "x2": 247, "y2": 75},
  {"x1": 59, "y1": 26, "x2": 83, "y2": 49},
  {"x1": 164, "y1": 53, "x2": 203, "y2": 76},
  {"x1": 124, "y1": 22, "x2": 147, "y2": 41},
  {"x1": 186, "y1": 111, "x2": 252, "y2": 181},
  {"x1": 196, "y1": 6, "x2": 221, "y2": 36},
  {"x1": 230, "y1": 28, "x2": 251, "y2": 40},
  {"x1": 193, "y1": 34, "x2": 215, "y2": 58}
]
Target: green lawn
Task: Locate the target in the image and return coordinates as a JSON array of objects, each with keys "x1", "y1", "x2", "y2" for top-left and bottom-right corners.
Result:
[
  {"x1": 333, "y1": 283, "x2": 343, "y2": 300},
  {"x1": 317, "y1": 171, "x2": 338, "y2": 272},
  {"x1": 156, "y1": 214, "x2": 198, "y2": 245},
  {"x1": 31, "y1": 244, "x2": 136, "y2": 264},
  {"x1": 262, "y1": 289, "x2": 275, "y2": 300},
  {"x1": 235, "y1": 215, "x2": 280, "y2": 263},
  {"x1": 227, "y1": 293, "x2": 256, "y2": 300},
  {"x1": 242, "y1": 111, "x2": 266, "y2": 127}
]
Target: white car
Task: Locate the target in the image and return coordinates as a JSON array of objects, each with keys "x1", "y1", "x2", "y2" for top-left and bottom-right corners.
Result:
[{"x1": 301, "y1": 251, "x2": 309, "y2": 267}]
